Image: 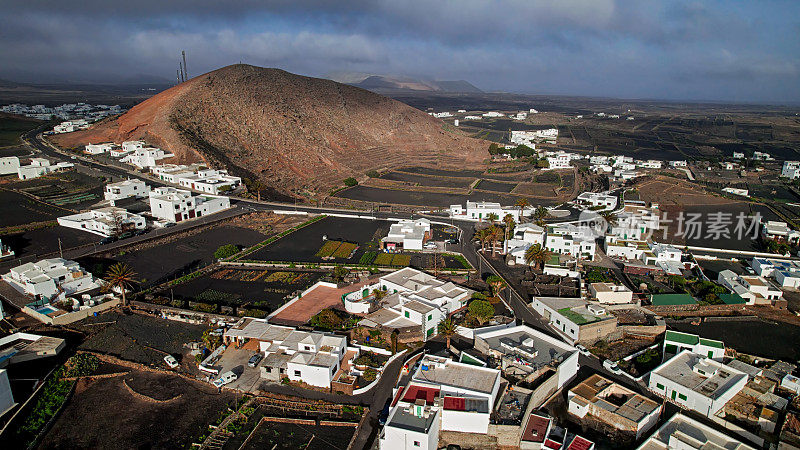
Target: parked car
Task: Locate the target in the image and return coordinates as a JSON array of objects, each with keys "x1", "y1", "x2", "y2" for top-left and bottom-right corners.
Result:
[
  {"x1": 445, "y1": 238, "x2": 459, "y2": 245},
  {"x1": 164, "y1": 355, "x2": 179, "y2": 369},
  {"x1": 423, "y1": 241, "x2": 438, "y2": 249},
  {"x1": 212, "y1": 371, "x2": 238, "y2": 388},
  {"x1": 603, "y1": 359, "x2": 622, "y2": 374},
  {"x1": 248, "y1": 353, "x2": 263, "y2": 368},
  {"x1": 575, "y1": 344, "x2": 591, "y2": 357}
]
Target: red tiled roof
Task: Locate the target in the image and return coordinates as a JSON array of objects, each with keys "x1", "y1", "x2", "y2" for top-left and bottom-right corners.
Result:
[
  {"x1": 545, "y1": 439, "x2": 562, "y2": 450},
  {"x1": 402, "y1": 384, "x2": 440, "y2": 406},
  {"x1": 443, "y1": 396, "x2": 465, "y2": 411},
  {"x1": 567, "y1": 436, "x2": 594, "y2": 450},
  {"x1": 521, "y1": 414, "x2": 551, "y2": 443}
]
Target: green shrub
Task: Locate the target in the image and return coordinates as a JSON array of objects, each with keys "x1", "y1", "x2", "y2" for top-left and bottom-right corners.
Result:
[
  {"x1": 214, "y1": 244, "x2": 240, "y2": 260},
  {"x1": 343, "y1": 177, "x2": 359, "y2": 187},
  {"x1": 366, "y1": 170, "x2": 380, "y2": 178}
]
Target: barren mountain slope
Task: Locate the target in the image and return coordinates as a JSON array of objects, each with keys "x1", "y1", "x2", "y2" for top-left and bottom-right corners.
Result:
[{"x1": 52, "y1": 64, "x2": 488, "y2": 199}]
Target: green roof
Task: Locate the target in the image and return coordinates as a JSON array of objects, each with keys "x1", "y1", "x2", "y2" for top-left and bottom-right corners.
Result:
[
  {"x1": 650, "y1": 294, "x2": 697, "y2": 306},
  {"x1": 545, "y1": 254, "x2": 561, "y2": 267},
  {"x1": 665, "y1": 330, "x2": 699, "y2": 345},
  {"x1": 558, "y1": 307, "x2": 596, "y2": 325},
  {"x1": 719, "y1": 293, "x2": 747, "y2": 305},
  {"x1": 699, "y1": 338, "x2": 725, "y2": 349}
]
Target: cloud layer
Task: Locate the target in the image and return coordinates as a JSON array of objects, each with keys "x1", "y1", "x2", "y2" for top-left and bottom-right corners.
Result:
[{"x1": 1, "y1": 1, "x2": 798, "y2": 103}]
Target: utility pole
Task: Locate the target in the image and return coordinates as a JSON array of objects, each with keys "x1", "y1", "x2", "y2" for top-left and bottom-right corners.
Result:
[{"x1": 58, "y1": 238, "x2": 62, "y2": 258}]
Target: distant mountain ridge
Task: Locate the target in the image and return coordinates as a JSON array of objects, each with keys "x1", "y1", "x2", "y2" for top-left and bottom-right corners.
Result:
[
  {"x1": 328, "y1": 72, "x2": 482, "y2": 94},
  {"x1": 51, "y1": 64, "x2": 488, "y2": 200}
]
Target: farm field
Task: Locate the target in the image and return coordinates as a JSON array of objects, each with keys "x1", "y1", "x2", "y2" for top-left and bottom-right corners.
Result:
[
  {"x1": 0, "y1": 115, "x2": 42, "y2": 147},
  {"x1": 78, "y1": 225, "x2": 268, "y2": 287},
  {"x1": 475, "y1": 179, "x2": 517, "y2": 193},
  {"x1": 165, "y1": 268, "x2": 326, "y2": 314},
  {"x1": 0, "y1": 189, "x2": 66, "y2": 228},
  {"x1": 239, "y1": 420, "x2": 355, "y2": 450},
  {"x1": 39, "y1": 366, "x2": 237, "y2": 449},
  {"x1": 333, "y1": 185, "x2": 559, "y2": 207},
  {"x1": 75, "y1": 311, "x2": 208, "y2": 366},
  {"x1": 398, "y1": 166, "x2": 485, "y2": 178},
  {"x1": 246, "y1": 216, "x2": 389, "y2": 263},
  {"x1": 0, "y1": 225, "x2": 99, "y2": 264},
  {"x1": 380, "y1": 171, "x2": 475, "y2": 189}
]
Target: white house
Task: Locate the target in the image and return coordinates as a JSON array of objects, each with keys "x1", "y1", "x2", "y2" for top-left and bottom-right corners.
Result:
[
  {"x1": 381, "y1": 219, "x2": 431, "y2": 251},
  {"x1": 732, "y1": 151, "x2": 745, "y2": 159},
  {"x1": 380, "y1": 355, "x2": 502, "y2": 450},
  {"x1": 223, "y1": 319, "x2": 347, "y2": 389},
  {"x1": 84, "y1": 143, "x2": 114, "y2": 155},
  {"x1": 2, "y1": 258, "x2": 102, "y2": 301},
  {"x1": 636, "y1": 413, "x2": 754, "y2": 450},
  {"x1": 669, "y1": 160, "x2": 688, "y2": 168},
  {"x1": 752, "y1": 151, "x2": 772, "y2": 161},
  {"x1": 642, "y1": 242, "x2": 684, "y2": 275},
  {"x1": 589, "y1": 282, "x2": 633, "y2": 304},
  {"x1": 648, "y1": 350, "x2": 748, "y2": 417},
  {"x1": 751, "y1": 257, "x2": 800, "y2": 288},
  {"x1": 662, "y1": 331, "x2": 725, "y2": 360},
  {"x1": 17, "y1": 158, "x2": 73, "y2": 180},
  {"x1": 104, "y1": 179, "x2": 151, "y2": 204},
  {"x1": 575, "y1": 192, "x2": 618, "y2": 211},
  {"x1": 177, "y1": 169, "x2": 242, "y2": 195},
  {"x1": 473, "y1": 324, "x2": 579, "y2": 389},
  {"x1": 603, "y1": 238, "x2": 649, "y2": 261},
  {"x1": 57, "y1": 207, "x2": 146, "y2": 237},
  {"x1": 782, "y1": 161, "x2": 800, "y2": 180},
  {"x1": 510, "y1": 129, "x2": 558, "y2": 146},
  {"x1": 148, "y1": 187, "x2": 230, "y2": 223},
  {"x1": 151, "y1": 163, "x2": 203, "y2": 183},
  {"x1": 546, "y1": 152, "x2": 572, "y2": 170},
  {"x1": 506, "y1": 224, "x2": 546, "y2": 265},
  {"x1": 545, "y1": 224, "x2": 596, "y2": 261},
  {"x1": 0, "y1": 156, "x2": 20, "y2": 175},
  {"x1": 608, "y1": 203, "x2": 660, "y2": 241},
  {"x1": 717, "y1": 270, "x2": 782, "y2": 304},
  {"x1": 530, "y1": 297, "x2": 617, "y2": 344},
  {"x1": 761, "y1": 220, "x2": 800, "y2": 244},
  {"x1": 722, "y1": 187, "x2": 749, "y2": 197},
  {"x1": 482, "y1": 111, "x2": 504, "y2": 118},
  {"x1": 350, "y1": 268, "x2": 473, "y2": 340},
  {"x1": 120, "y1": 147, "x2": 174, "y2": 169},
  {"x1": 449, "y1": 200, "x2": 532, "y2": 222},
  {"x1": 0, "y1": 239, "x2": 13, "y2": 260},
  {"x1": 637, "y1": 160, "x2": 663, "y2": 169}
]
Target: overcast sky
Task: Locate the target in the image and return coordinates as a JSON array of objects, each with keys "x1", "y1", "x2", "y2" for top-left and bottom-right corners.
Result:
[{"x1": 2, "y1": 1, "x2": 799, "y2": 103}]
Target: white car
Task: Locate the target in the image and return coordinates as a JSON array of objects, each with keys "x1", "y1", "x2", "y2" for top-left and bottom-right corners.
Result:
[
  {"x1": 603, "y1": 359, "x2": 621, "y2": 374},
  {"x1": 423, "y1": 242, "x2": 438, "y2": 249},
  {"x1": 575, "y1": 344, "x2": 591, "y2": 357},
  {"x1": 212, "y1": 371, "x2": 238, "y2": 388},
  {"x1": 163, "y1": 355, "x2": 179, "y2": 369}
]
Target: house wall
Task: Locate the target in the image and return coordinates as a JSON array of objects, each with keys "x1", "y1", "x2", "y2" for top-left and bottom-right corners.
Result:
[
  {"x1": 380, "y1": 409, "x2": 441, "y2": 450},
  {"x1": 287, "y1": 360, "x2": 336, "y2": 388},
  {"x1": 0, "y1": 157, "x2": 20, "y2": 175},
  {"x1": 0, "y1": 369, "x2": 13, "y2": 415},
  {"x1": 441, "y1": 410, "x2": 489, "y2": 434}
]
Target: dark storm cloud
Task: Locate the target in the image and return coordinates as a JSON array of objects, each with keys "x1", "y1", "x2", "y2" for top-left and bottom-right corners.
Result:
[{"x1": 0, "y1": 1, "x2": 798, "y2": 103}]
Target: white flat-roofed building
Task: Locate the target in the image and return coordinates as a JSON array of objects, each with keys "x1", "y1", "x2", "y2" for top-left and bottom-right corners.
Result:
[
  {"x1": 57, "y1": 207, "x2": 145, "y2": 237},
  {"x1": 761, "y1": 220, "x2": 800, "y2": 244},
  {"x1": 151, "y1": 163, "x2": 203, "y2": 183},
  {"x1": 506, "y1": 224, "x2": 546, "y2": 265},
  {"x1": 722, "y1": 187, "x2": 749, "y2": 197},
  {"x1": 637, "y1": 160, "x2": 663, "y2": 169},
  {"x1": 662, "y1": 331, "x2": 725, "y2": 360},
  {"x1": 17, "y1": 158, "x2": 73, "y2": 180},
  {"x1": 718, "y1": 270, "x2": 782, "y2": 304},
  {"x1": 0, "y1": 332, "x2": 66, "y2": 367},
  {"x1": 0, "y1": 156, "x2": 20, "y2": 175},
  {"x1": 546, "y1": 152, "x2": 572, "y2": 170},
  {"x1": 473, "y1": 324, "x2": 579, "y2": 388},
  {"x1": 609, "y1": 203, "x2": 660, "y2": 241},
  {"x1": 545, "y1": 224, "x2": 596, "y2": 261},
  {"x1": 351, "y1": 267, "x2": 473, "y2": 340},
  {"x1": 568, "y1": 374, "x2": 661, "y2": 439},
  {"x1": 2, "y1": 258, "x2": 102, "y2": 301},
  {"x1": 637, "y1": 413, "x2": 754, "y2": 450},
  {"x1": 121, "y1": 147, "x2": 174, "y2": 169},
  {"x1": 449, "y1": 200, "x2": 532, "y2": 222},
  {"x1": 0, "y1": 239, "x2": 13, "y2": 260},
  {"x1": 751, "y1": 257, "x2": 800, "y2": 288},
  {"x1": 641, "y1": 242, "x2": 684, "y2": 275},
  {"x1": 669, "y1": 160, "x2": 688, "y2": 168},
  {"x1": 530, "y1": 297, "x2": 617, "y2": 344},
  {"x1": 177, "y1": 169, "x2": 242, "y2": 194},
  {"x1": 104, "y1": 179, "x2": 150, "y2": 204},
  {"x1": 603, "y1": 238, "x2": 649, "y2": 261},
  {"x1": 510, "y1": 129, "x2": 558, "y2": 146},
  {"x1": 648, "y1": 350, "x2": 748, "y2": 417},
  {"x1": 84, "y1": 143, "x2": 114, "y2": 155},
  {"x1": 223, "y1": 318, "x2": 347, "y2": 389},
  {"x1": 482, "y1": 111, "x2": 504, "y2": 118},
  {"x1": 120, "y1": 140, "x2": 145, "y2": 152},
  {"x1": 782, "y1": 161, "x2": 800, "y2": 180},
  {"x1": 381, "y1": 219, "x2": 431, "y2": 251},
  {"x1": 575, "y1": 192, "x2": 618, "y2": 210},
  {"x1": 149, "y1": 187, "x2": 230, "y2": 223},
  {"x1": 464, "y1": 115, "x2": 481, "y2": 120},
  {"x1": 589, "y1": 282, "x2": 633, "y2": 304}
]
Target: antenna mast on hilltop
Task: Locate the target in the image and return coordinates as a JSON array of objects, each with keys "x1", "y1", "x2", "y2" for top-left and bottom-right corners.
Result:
[
  {"x1": 182, "y1": 51, "x2": 188, "y2": 80},
  {"x1": 179, "y1": 61, "x2": 184, "y2": 83},
  {"x1": 176, "y1": 69, "x2": 181, "y2": 85}
]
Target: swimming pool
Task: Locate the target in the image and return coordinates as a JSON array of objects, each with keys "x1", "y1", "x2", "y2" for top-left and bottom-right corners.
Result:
[{"x1": 34, "y1": 304, "x2": 59, "y2": 315}]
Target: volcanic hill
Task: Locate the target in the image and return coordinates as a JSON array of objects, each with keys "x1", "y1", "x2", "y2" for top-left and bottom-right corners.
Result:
[{"x1": 52, "y1": 64, "x2": 488, "y2": 199}]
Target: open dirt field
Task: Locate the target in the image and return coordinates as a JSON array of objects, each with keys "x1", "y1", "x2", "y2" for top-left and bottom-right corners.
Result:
[
  {"x1": 635, "y1": 177, "x2": 737, "y2": 207},
  {"x1": 39, "y1": 367, "x2": 237, "y2": 449}
]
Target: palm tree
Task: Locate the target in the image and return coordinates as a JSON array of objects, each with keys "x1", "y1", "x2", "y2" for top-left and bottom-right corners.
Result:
[
  {"x1": 515, "y1": 198, "x2": 530, "y2": 222},
  {"x1": 502, "y1": 214, "x2": 515, "y2": 253},
  {"x1": 476, "y1": 228, "x2": 491, "y2": 253},
  {"x1": 437, "y1": 318, "x2": 457, "y2": 350},
  {"x1": 599, "y1": 211, "x2": 618, "y2": 227},
  {"x1": 486, "y1": 275, "x2": 508, "y2": 299},
  {"x1": 103, "y1": 262, "x2": 138, "y2": 306},
  {"x1": 489, "y1": 226, "x2": 502, "y2": 257},
  {"x1": 486, "y1": 212, "x2": 499, "y2": 226},
  {"x1": 524, "y1": 243, "x2": 550, "y2": 270}
]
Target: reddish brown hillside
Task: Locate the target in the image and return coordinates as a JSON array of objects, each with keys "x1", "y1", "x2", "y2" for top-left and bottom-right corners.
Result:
[{"x1": 52, "y1": 64, "x2": 488, "y2": 199}]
